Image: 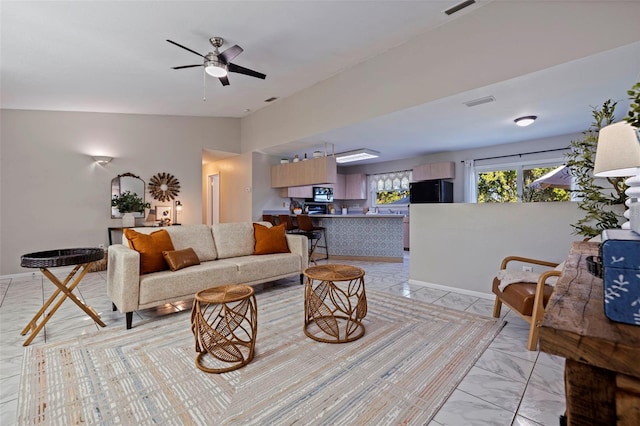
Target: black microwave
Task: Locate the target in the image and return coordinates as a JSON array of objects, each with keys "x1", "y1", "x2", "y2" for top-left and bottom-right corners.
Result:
[{"x1": 312, "y1": 187, "x2": 334, "y2": 203}]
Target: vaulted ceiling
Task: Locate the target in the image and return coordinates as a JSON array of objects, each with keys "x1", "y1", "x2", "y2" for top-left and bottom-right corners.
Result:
[{"x1": 2, "y1": 1, "x2": 639, "y2": 165}]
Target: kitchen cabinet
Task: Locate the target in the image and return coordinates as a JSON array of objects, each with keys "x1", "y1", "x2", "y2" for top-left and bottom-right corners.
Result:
[
  {"x1": 345, "y1": 173, "x2": 367, "y2": 199},
  {"x1": 271, "y1": 156, "x2": 337, "y2": 188},
  {"x1": 286, "y1": 185, "x2": 313, "y2": 198},
  {"x1": 332, "y1": 174, "x2": 346, "y2": 199},
  {"x1": 412, "y1": 161, "x2": 455, "y2": 181}
]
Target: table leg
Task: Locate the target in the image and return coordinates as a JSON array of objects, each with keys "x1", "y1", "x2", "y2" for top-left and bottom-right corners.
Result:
[
  {"x1": 308, "y1": 234, "x2": 321, "y2": 265},
  {"x1": 20, "y1": 264, "x2": 82, "y2": 336},
  {"x1": 21, "y1": 262, "x2": 106, "y2": 346}
]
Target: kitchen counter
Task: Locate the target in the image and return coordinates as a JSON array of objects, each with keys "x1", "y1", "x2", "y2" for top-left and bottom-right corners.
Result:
[
  {"x1": 312, "y1": 215, "x2": 404, "y2": 262},
  {"x1": 307, "y1": 214, "x2": 406, "y2": 218}
]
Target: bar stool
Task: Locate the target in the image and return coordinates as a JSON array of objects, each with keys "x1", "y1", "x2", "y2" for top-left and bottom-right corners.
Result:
[
  {"x1": 278, "y1": 214, "x2": 298, "y2": 233},
  {"x1": 262, "y1": 214, "x2": 278, "y2": 226},
  {"x1": 296, "y1": 214, "x2": 329, "y2": 262}
]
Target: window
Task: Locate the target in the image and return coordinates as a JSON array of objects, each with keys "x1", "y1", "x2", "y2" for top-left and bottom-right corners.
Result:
[
  {"x1": 476, "y1": 160, "x2": 571, "y2": 203},
  {"x1": 370, "y1": 170, "x2": 412, "y2": 206}
]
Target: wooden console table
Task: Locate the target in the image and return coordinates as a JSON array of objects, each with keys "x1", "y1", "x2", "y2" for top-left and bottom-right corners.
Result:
[{"x1": 539, "y1": 241, "x2": 640, "y2": 425}]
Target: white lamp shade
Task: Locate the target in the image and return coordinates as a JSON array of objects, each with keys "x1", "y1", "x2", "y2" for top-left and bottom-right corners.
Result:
[{"x1": 594, "y1": 121, "x2": 640, "y2": 177}]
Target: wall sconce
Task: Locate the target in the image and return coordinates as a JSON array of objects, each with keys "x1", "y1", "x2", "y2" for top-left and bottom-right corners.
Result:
[
  {"x1": 174, "y1": 200, "x2": 183, "y2": 225},
  {"x1": 92, "y1": 155, "x2": 113, "y2": 165}
]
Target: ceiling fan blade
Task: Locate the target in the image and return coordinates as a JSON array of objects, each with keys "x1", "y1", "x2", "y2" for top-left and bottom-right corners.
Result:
[
  {"x1": 218, "y1": 45, "x2": 243, "y2": 65},
  {"x1": 172, "y1": 64, "x2": 203, "y2": 70},
  {"x1": 166, "y1": 39, "x2": 206, "y2": 58},
  {"x1": 219, "y1": 75, "x2": 230, "y2": 86},
  {"x1": 228, "y1": 63, "x2": 266, "y2": 80}
]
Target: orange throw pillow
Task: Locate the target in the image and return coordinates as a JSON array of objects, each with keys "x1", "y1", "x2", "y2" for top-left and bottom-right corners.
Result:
[
  {"x1": 162, "y1": 248, "x2": 200, "y2": 271},
  {"x1": 253, "y1": 223, "x2": 290, "y2": 255},
  {"x1": 124, "y1": 229, "x2": 175, "y2": 274}
]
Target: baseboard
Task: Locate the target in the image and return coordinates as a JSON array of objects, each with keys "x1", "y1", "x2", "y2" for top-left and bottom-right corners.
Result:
[
  {"x1": 1, "y1": 266, "x2": 77, "y2": 280},
  {"x1": 408, "y1": 279, "x2": 494, "y2": 300},
  {"x1": 328, "y1": 255, "x2": 403, "y2": 263}
]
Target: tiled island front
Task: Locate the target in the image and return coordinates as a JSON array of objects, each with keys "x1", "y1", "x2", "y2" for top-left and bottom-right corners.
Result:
[{"x1": 313, "y1": 215, "x2": 405, "y2": 262}]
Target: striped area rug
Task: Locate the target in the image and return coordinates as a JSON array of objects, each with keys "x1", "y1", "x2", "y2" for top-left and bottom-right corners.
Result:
[{"x1": 18, "y1": 286, "x2": 503, "y2": 425}]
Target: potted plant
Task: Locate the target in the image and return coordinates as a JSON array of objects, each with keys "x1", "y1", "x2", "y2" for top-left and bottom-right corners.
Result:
[
  {"x1": 111, "y1": 191, "x2": 150, "y2": 227},
  {"x1": 565, "y1": 100, "x2": 627, "y2": 237}
]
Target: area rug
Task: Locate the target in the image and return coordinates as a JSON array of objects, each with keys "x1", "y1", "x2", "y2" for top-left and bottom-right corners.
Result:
[{"x1": 18, "y1": 286, "x2": 504, "y2": 425}]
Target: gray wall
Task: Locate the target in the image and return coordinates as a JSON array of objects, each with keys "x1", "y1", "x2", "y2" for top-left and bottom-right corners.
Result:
[
  {"x1": 0, "y1": 109, "x2": 240, "y2": 275},
  {"x1": 410, "y1": 202, "x2": 584, "y2": 296}
]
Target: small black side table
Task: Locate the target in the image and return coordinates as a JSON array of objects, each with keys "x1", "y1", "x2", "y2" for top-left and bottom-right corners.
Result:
[{"x1": 20, "y1": 248, "x2": 106, "y2": 346}]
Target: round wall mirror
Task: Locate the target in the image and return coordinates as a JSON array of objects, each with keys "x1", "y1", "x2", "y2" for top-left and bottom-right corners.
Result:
[{"x1": 111, "y1": 173, "x2": 146, "y2": 218}]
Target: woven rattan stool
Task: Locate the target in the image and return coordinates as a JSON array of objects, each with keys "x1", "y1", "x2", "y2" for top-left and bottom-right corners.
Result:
[
  {"x1": 191, "y1": 285, "x2": 257, "y2": 373},
  {"x1": 304, "y1": 264, "x2": 367, "y2": 343}
]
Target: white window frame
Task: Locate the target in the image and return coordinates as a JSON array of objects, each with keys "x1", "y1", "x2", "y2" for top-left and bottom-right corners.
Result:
[
  {"x1": 369, "y1": 170, "x2": 412, "y2": 208},
  {"x1": 475, "y1": 157, "x2": 571, "y2": 203}
]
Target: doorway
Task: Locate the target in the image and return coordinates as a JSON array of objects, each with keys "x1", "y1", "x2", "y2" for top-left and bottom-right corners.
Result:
[{"x1": 207, "y1": 173, "x2": 220, "y2": 225}]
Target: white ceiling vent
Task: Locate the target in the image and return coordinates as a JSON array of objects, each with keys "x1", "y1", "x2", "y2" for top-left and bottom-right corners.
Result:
[
  {"x1": 463, "y1": 96, "x2": 495, "y2": 107},
  {"x1": 444, "y1": 0, "x2": 476, "y2": 16}
]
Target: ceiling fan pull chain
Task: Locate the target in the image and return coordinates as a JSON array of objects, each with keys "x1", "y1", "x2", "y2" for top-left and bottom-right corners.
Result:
[{"x1": 202, "y1": 68, "x2": 206, "y2": 102}]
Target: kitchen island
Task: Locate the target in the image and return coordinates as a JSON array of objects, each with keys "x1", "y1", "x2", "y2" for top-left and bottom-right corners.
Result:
[{"x1": 307, "y1": 214, "x2": 405, "y2": 262}]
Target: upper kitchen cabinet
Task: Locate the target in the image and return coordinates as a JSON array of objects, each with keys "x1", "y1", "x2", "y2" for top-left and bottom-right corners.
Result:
[
  {"x1": 412, "y1": 161, "x2": 455, "y2": 181},
  {"x1": 332, "y1": 174, "x2": 346, "y2": 200},
  {"x1": 279, "y1": 185, "x2": 313, "y2": 198},
  {"x1": 271, "y1": 156, "x2": 337, "y2": 188},
  {"x1": 345, "y1": 173, "x2": 367, "y2": 199}
]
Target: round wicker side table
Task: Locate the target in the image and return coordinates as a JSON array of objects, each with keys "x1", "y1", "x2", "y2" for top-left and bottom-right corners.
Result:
[
  {"x1": 304, "y1": 264, "x2": 367, "y2": 343},
  {"x1": 191, "y1": 285, "x2": 258, "y2": 373}
]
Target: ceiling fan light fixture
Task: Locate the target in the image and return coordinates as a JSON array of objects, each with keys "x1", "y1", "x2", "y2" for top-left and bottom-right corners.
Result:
[
  {"x1": 514, "y1": 115, "x2": 537, "y2": 127},
  {"x1": 205, "y1": 61, "x2": 228, "y2": 78},
  {"x1": 335, "y1": 148, "x2": 380, "y2": 164}
]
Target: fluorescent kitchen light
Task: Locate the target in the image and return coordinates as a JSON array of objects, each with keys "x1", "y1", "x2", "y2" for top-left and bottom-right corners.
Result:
[{"x1": 335, "y1": 148, "x2": 380, "y2": 164}]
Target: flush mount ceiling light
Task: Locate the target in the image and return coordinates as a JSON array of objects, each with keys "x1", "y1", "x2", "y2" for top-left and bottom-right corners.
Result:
[
  {"x1": 514, "y1": 116, "x2": 537, "y2": 127},
  {"x1": 335, "y1": 148, "x2": 380, "y2": 164},
  {"x1": 92, "y1": 155, "x2": 113, "y2": 165}
]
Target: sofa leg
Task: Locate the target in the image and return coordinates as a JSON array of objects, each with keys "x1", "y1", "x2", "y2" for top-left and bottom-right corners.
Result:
[
  {"x1": 126, "y1": 312, "x2": 133, "y2": 330},
  {"x1": 300, "y1": 273, "x2": 304, "y2": 285},
  {"x1": 112, "y1": 302, "x2": 117, "y2": 312}
]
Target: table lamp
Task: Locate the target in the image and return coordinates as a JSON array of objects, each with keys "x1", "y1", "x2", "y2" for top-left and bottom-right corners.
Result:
[{"x1": 593, "y1": 121, "x2": 640, "y2": 230}]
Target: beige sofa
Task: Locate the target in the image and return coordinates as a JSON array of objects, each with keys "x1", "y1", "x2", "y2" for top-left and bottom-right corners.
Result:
[{"x1": 107, "y1": 222, "x2": 309, "y2": 329}]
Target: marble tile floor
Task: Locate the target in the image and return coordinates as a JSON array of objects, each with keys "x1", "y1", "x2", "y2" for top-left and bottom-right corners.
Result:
[{"x1": 0, "y1": 255, "x2": 566, "y2": 426}]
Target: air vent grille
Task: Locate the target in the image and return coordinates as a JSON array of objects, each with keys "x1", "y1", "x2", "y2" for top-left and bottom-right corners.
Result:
[
  {"x1": 445, "y1": 0, "x2": 476, "y2": 16},
  {"x1": 463, "y1": 96, "x2": 495, "y2": 108}
]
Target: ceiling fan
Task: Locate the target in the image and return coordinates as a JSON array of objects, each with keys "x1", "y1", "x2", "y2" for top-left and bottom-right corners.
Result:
[{"x1": 167, "y1": 37, "x2": 266, "y2": 86}]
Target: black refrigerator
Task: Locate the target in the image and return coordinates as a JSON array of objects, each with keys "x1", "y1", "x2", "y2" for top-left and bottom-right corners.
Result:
[{"x1": 409, "y1": 179, "x2": 453, "y2": 203}]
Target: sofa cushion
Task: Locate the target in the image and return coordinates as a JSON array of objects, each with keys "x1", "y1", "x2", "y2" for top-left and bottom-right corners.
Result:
[
  {"x1": 212, "y1": 222, "x2": 267, "y2": 259},
  {"x1": 124, "y1": 229, "x2": 175, "y2": 274},
  {"x1": 164, "y1": 224, "x2": 218, "y2": 261},
  {"x1": 138, "y1": 262, "x2": 239, "y2": 306},
  {"x1": 219, "y1": 253, "x2": 301, "y2": 283},
  {"x1": 253, "y1": 223, "x2": 289, "y2": 255},
  {"x1": 123, "y1": 225, "x2": 217, "y2": 261},
  {"x1": 162, "y1": 248, "x2": 200, "y2": 271}
]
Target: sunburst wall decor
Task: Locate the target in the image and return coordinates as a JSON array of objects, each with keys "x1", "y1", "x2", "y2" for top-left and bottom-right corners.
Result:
[{"x1": 148, "y1": 172, "x2": 180, "y2": 202}]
